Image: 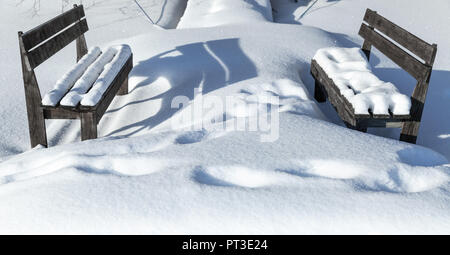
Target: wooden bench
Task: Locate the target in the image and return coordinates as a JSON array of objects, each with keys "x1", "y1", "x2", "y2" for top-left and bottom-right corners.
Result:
[
  {"x1": 18, "y1": 4, "x2": 133, "y2": 148},
  {"x1": 310, "y1": 8, "x2": 437, "y2": 144}
]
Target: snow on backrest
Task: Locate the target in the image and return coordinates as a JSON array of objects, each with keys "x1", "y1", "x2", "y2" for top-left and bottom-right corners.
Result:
[
  {"x1": 313, "y1": 47, "x2": 411, "y2": 116},
  {"x1": 177, "y1": 0, "x2": 273, "y2": 29}
]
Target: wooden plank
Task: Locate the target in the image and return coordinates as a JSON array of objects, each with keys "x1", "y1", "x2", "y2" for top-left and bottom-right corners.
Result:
[
  {"x1": 22, "y1": 5, "x2": 85, "y2": 51},
  {"x1": 363, "y1": 9, "x2": 436, "y2": 65},
  {"x1": 358, "y1": 118, "x2": 403, "y2": 128},
  {"x1": 400, "y1": 69, "x2": 432, "y2": 144},
  {"x1": 27, "y1": 19, "x2": 89, "y2": 69},
  {"x1": 43, "y1": 108, "x2": 80, "y2": 119},
  {"x1": 359, "y1": 24, "x2": 430, "y2": 81}
]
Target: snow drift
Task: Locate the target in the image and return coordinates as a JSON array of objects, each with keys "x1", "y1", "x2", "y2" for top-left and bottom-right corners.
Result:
[{"x1": 0, "y1": 0, "x2": 449, "y2": 234}]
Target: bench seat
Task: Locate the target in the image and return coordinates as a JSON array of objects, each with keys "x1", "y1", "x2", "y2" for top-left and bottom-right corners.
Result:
[
  {"x1": 312, "y1": 47, "x2": 411, "y2": 118},
  {"x1": 42, "y1": 45, "x2": 132, "y2": 109}
]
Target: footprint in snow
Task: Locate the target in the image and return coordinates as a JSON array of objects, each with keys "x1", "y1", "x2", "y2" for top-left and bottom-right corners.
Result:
[
  {"x1": 280, "y1": 159, "x2": 449, "y2": 193},
  {"x1": 192, "y1": 165, "x2": 281, "y2": 188},
  {"x1": 174, "y1": 129, "x2": 208, "y2": 144}
]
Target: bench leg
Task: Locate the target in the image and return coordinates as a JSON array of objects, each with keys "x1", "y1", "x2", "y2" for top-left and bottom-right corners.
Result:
[
  {"x1": 27, "y1": 107, "x2": 48, "y2": 148},
  {"x1": 400, "y1": 121, "x2": 419, "y2": 144},
  {"x1": 117, "y1": 77, "x2": 128, "y2": 95},
  {"x1": 81, "y1": 112, "x2": 97, "y2": 141},
  {"x1": 314, "y1": 79, "x2": 326, "y2": 102}
]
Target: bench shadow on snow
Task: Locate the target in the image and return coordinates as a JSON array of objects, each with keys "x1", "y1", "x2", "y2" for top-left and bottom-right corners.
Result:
[{"x1": 105, "y1": 38, "x2": 257, "y2": 137}]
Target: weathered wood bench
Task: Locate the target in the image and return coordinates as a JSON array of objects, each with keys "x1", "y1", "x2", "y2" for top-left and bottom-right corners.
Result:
[
  {"x1": 18, "y1": 4, "x2": 133, "y2": 148},
  {"x1": 311, "y1": 8, "x2": 437, "y2": 144}
]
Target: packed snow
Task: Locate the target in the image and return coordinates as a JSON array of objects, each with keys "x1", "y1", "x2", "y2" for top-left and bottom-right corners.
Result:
[
  {"x1": 41, "y1": 47, "x2": 102, "y2": 107},
  {"x1": 81, "y1": 45, "x2": 132, "y2": 106},
  {"x1": 313, "y1": 47, "x2": 411, "y2": 115},
  {"x1": 0, "y1": 0, "x2": 449, "y2": 234}
]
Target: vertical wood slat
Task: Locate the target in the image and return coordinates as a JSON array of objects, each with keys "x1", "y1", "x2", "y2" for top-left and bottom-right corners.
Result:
[
  {"x1": 76, "y1": 34, "x2": 88, "y2": 62},
  {"x1": 81, "y1": 112, "x2": 97, "y2": 140},
  {"x1": 18, "y1": 32, "x2": 48, "y2": 148},
  {"x1": 359, "y1": 24, "x2": 429, "y2": 81},
  {"x1": 400, "y1": 67, "x2": 433, "y2": 143},
  {"x1": 27, "y1": 19, "x2": 89, "y2": 69},
  {"x1": 75, "y1": 4, "x2": 88, "y2": 62},
  {"x1": 361, "y1": 25, "x2": 374, "y2": 60},
  {"x1": 21, "y1": 5, "x2": 85, "y2": 51},
  {"x1": 363, "y1": 9, "x2": 436, "y2": 65}
]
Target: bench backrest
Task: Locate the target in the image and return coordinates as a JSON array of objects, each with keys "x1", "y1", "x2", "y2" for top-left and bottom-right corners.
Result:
[
  {"x1": 18, "y1": 5, "x2": 90, "y2": 148},
  {"x1": 358, "y1": 8, "x2": 437, "y2": 82},
  {"x1": 358, "y1": 8, "x2": 438, "y2": 140},
  {"x1": 19, "y1": 4, "x2": 88, "y2": 69}
]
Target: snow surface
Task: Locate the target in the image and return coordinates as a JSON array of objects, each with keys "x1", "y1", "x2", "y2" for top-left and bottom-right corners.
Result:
[
  {"x1": 178, "y1": 0, "x2": 273, "y2": 28},
  {"x1": 81, "y1": 45, "x2": 132, "y2": 106},
  {"x1": 313, "y1": 47, "x2": 411, "y2": 115},
  {"x1": 42, "y1": 47, "x2": 102, "y2": 107},
  {"x1": 0, "y1": 0, "x2": 449, "y2": 234}
]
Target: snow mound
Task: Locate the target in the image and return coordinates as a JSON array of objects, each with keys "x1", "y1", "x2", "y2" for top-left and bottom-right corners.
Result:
[
  {"x1": 283, "y1": 158, "x2": 449, "y2": 193},
  {"x1": 178, "y1": 0, "x2": 273, "y2": 28},
  {"x1": 0, "y1": 150, "x2": 180, "y2": 185},
  {"x1": 313, "y1": 47, "x2": 411, "y2": 115},
  {"x1": 0, "y1": 112, "x2": 449, "y2": 234}
]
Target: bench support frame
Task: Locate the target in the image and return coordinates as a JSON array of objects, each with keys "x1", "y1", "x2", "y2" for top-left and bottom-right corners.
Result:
[
  {"x1": 311, "y1": 8, "x2": 437, "y2": 144},
  {"x1": 18, "y1": 4, "x2": 131, "y2": 148},
  {"x1": 18, "y1": 33, "x2": 48, "y2": 147}
]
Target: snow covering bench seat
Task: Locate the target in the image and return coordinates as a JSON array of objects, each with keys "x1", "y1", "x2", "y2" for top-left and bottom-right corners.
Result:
[
  {"x1": 42, "y1": 45, "x2": 132, "y2": 108},
  {"x1": 310, "y1": 9, "x2": 437, "y2": 144},
  {"x1": 313, "y1": 47, "x2": 411, "y2": 117},
  {"x1": 18, "y1": 4, "x2": 133, "y2": 147}
]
